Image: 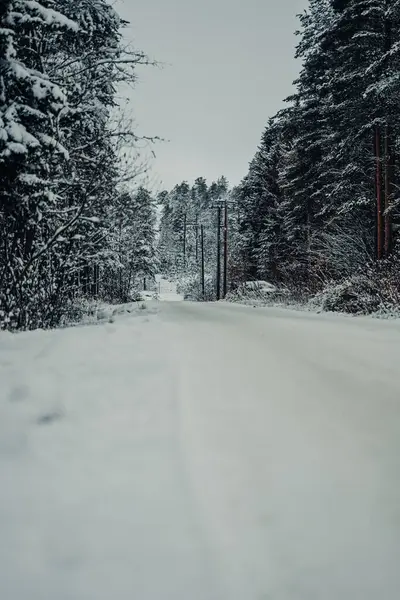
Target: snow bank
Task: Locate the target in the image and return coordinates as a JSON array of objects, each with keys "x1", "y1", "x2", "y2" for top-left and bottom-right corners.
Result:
[
  {"x1": 226, "y1": 278, "x2": 400, "y2": 319},
  {"x1": 309, "y1": 275, "x2": 400, "y2": 317},
  {"x1": 72, "y1": 299, "x2": 159, "y2": 326}
]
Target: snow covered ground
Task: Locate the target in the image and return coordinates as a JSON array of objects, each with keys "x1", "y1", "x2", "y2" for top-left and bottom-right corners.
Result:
[{"x1": 1, "y1": 300, "x2": 400, "y2": 599}]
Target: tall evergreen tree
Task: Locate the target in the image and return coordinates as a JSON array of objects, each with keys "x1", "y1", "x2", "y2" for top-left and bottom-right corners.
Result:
[{"x1": 232, "y1": 0, "x2": 400, "y2": 304}]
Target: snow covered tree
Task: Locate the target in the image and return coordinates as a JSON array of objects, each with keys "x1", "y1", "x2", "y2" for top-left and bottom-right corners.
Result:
[
  {"x1": 102, "y1": 187, "x2": 158, "y2": 302},
  {"x1": 231, "y1": 0, "x2": 400, "y2": 306},
  {"x1": 306, "y1": 0, "x2": 400, "y2": 259},
  {"x1": 0, "y1": 0, "x2": 155, "y2": 329},
  {"x1": 0, "y1": 0, "x2": 80, "y2": 328},
  {"x1": 234, "y1": 119, "x2": 284, "y2": 282}
]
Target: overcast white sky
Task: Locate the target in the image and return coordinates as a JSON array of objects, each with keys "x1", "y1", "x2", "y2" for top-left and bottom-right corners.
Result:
[{"x1": 115, "y1": 0, "x2": 308, "y2": 191}]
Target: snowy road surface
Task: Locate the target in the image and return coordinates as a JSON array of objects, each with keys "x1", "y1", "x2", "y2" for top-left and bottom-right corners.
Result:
[{"x1": 1, "y1": 301, "x2": 400, "y2": 600}]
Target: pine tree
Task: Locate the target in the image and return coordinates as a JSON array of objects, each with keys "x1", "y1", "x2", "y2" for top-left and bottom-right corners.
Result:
[
  {"x1": 231, "y1": 0, "x2": 400, "y2": 307},
  {"x1": 0, "y1": 0, "x2": 80, "y2": 328}
]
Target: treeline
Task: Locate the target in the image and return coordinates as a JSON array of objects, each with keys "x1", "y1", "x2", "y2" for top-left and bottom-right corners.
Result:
[
  {"x1": 232, "y1": 0, "x2": 400, "y2": 311},
  {"x1": 0, "y1": 0, "x2": 157, "y2": 330},
  {"x1": 157, "y1": 176, "x2": 229, "y2": 299}
]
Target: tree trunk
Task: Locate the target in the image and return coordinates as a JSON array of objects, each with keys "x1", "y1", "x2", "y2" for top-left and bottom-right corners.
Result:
[
  {"x1": 183, "y1": 213, "x2": 187, "y2": 268},
  {"x1": 375, "y1": 125, "x2": 384, "y2": 260},
  {"x1": 383, "y1": 6, "x2": 394, "y2": 257},
  {"x1": 384, "y1": 123, "x2": 394, "y2": 257}
]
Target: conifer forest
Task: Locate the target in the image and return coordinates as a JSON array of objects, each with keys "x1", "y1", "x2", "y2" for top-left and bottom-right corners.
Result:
[{"x1": 2, "y1": 0, "x2": 400, "y2": 329}]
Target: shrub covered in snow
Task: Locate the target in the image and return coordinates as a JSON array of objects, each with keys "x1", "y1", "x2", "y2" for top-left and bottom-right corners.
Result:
[
  {"x1": 310, "y1": 276, "x2": 381, "y2": 314},
  {"x1": 226, "y1": 280, "x2": 289, "y2": 306},
  {"x1": 310, "y1": 260, "x2": 400, "y2": 315}
]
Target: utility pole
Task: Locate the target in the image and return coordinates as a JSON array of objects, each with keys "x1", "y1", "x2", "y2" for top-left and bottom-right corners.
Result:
[
  {"x1": 375, "y1": 125, "x2": 383, "y2": 259},
  {"x1": 223, "y1": 198, "x2": 228, "y2": 298},
  {"x1": 201, "y1": 224, "x2": 205, "y2": 299},
  {"x1": 183, "y1": 213, "x2": 187, "y2": 267},
  {"x1": 216, "y1": 205, "x2": 221, "y2": 300},
  {"x1": 211, "y1": 198, "x2": 233, "y2": 300},
  {"x1": 195, "y1": 215, "x2": 199, "y2": 262}
]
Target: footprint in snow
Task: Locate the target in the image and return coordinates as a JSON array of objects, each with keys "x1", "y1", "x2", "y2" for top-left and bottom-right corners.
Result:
[
  {"x1": 37, "y1": 410, "x2": 64, "y2": 425},
  {"x1": 9, "y1": 384, "x2": 30, "y2": 403}
]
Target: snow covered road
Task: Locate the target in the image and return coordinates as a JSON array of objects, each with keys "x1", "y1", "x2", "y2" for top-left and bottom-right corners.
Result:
[{"x1": 1, "y1": 301, "x2": 400, "y2": 599}]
